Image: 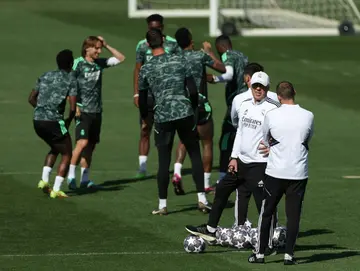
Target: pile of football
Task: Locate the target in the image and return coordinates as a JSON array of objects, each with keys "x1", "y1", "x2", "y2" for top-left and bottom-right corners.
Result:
[
  {"x1": 183, "y1": 222, "x2": 287, "y2": 253},
  {"x1": 213, "y1": 221, "x2": 287, "y2": 250}
]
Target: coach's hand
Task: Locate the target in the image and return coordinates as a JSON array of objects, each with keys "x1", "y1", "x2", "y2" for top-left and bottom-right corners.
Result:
[
  {"x1": 228, "y1": 159, "x2": 238, "y2": 173},
  {"x1": 258, "y1": 140, "x2": 270, "y2": 157}
]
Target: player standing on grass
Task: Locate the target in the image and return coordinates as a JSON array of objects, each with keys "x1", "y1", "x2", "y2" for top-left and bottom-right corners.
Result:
[
  {"x1": 66, "y1": 36, "x2": 125, "y2": 190},
  {"x1": 231, "y1": 63, "x2": 279, "y2": 226},
  {"x1": 138, "y1": 28, "x2": 211, "y2": 215},
  {"x1": 185, "y1": 72, "x2": 279, "y2": 252},
  {"x1": 133, "y1": 14, "x2": 181, "y2": 178},
  {"x1": 29, "y1": 49, "x2": 76, "y2": 199},
  {"x1": 207, "y1": 35, "x2": 249, "y2": 183},
  {"x1": 248, "y1": 81, "x2": 314, "y2": 265},
  {"x1": 171, "y1": 27, "x2": 226, "y2": 195}
]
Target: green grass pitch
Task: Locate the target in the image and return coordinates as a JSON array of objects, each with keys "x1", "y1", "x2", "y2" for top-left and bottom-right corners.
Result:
[{"x1": 1, "y1": 0, "x2": 360, "y2": 270}]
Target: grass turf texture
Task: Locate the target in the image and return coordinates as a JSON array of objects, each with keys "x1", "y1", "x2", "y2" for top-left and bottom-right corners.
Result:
[{"x1": 1, "y1": 0, "x2": 360, "y2": 270}]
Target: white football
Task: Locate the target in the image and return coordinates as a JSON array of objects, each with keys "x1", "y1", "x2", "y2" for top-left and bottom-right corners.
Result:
[{"x1": 183, "y1": 235, "x2": 206, "y2": 253}]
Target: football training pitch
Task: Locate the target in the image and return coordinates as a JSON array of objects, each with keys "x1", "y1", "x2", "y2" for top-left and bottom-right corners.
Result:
[{"x1": 1, "y1": 0, "x2": 360, "y2": 270}]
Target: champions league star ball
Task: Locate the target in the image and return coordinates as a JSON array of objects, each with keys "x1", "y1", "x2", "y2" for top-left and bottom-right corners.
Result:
[
  {"x1": 183, "y1": 235, "x2": 206, "y2": 253},
  {"x1": 216, "y1": 227, "x2": 233, "y2": 246},
  {"x1": 231, "y1": 229, "x2": 252, "y2": 249},
  {"x1": 249, "y1": 228, "x2": 259, "y2": 248},
  {"x1": 273, "y1": 226, "x2": 287, "y2": 248}
]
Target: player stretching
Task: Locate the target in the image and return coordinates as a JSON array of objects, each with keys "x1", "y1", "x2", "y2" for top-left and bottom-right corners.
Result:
[
  {"x1": 67, "y1": 36, "x2": 125, "y2": 190},
  {"x1": 207, "y1": 35, "x2": 248, "y2": 183},
  {"x1": 171, "y1": 27, "x2": 226, "y2": 195},
  {"x1": 29, "y1": 49, "x2": 76, "y2": 198},
  {"x1": 133, "y1": 14, "x2": 180, "y2": 178},
  {"x1": 138, "y1": 29, "x2": 211, "y2": 215}
]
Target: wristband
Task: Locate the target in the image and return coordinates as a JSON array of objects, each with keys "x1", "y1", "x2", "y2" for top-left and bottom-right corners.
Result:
[{"x1": 133, "y1": 94, "x2": 139, "y2": 97}]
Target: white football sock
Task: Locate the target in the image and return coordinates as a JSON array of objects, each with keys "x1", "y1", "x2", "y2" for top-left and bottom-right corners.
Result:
[
  {"x1": 139, "y1": 156, "x2": 147, "y2": 172},
  {"x1": 207, "y1": 225, "x2": 216, "y2": 233},
  {"x1": 174, "y1": 162, "x2": 182, "y2": 176},
  {"x1": 284, "y1": 253, "x2": 293, "y2": 260},
  {"x1": 53, "y1": 176, "x2": 64, "y2": 192},
  {"x1": 197, "y1": 192, "x2": 208, "y2": 205},
  {"x1": 41, "y1": 166, "x2": 52, "y2": 183},
  {"x1": 80, "y1": 167, "x2": 89, "y2": 183},
  {"x1": 204, "y1": 172, "x2": 211, "y2": 188},
  {"x1": 159, "y1": 199, "x2": 167, "y2": 209},
  {"x1": 68, "y1": 164, "x2": 76, "y2": 179}
]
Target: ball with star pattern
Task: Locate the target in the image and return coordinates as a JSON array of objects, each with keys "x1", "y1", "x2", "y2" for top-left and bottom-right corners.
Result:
[{"x1": 183, "y1": 235, "x2": 206, "y2": 253}]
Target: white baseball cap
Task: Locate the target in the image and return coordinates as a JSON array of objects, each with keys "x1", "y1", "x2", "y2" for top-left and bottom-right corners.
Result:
[{"x1": 250, "y1": 71, "x2": 270, "y2": 87}]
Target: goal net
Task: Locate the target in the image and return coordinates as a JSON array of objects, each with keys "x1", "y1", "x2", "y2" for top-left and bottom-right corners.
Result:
[{"x1": 128, "y1": 0, "x2": 360, "y2": 36}]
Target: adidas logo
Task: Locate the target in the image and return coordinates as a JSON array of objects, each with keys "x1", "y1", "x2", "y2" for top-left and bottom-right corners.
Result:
[{"x1": 258, "y1": 180, "x2": 264, "y2": 187}]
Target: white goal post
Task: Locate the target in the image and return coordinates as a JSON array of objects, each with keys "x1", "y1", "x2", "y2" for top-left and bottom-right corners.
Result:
[{"x1": 128, "y1": 0, "x2": 360, "y2": 37}]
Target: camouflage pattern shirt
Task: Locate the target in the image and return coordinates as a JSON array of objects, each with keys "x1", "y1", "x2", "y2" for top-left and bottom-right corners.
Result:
[
  {"x1": 138, "y1": 54, "x2": 194, "y2": 123},
  {"x1": 182, "y1": 50, "x2": 214, "y2": 98},
  {"x1": 222, "y1": 50, "x2": 249, "y2": 107},
  {"x1": 33, "y1": 70, "x2": 77, "y2": 121},
  {"x1": 73, "y1": 57, "x2": 112, "y2": 113},
  {"x1": 136, "y1": 35, "x2": 181, "y2": 64}
]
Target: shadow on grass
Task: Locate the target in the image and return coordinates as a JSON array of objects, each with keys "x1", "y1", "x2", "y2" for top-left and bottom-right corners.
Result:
[
  {"x1": 298, "y1": 228, "x2": 334, "y2": 238},
  {"x1": 167, "y1": 201, "x2": 234, "y2": 215}
]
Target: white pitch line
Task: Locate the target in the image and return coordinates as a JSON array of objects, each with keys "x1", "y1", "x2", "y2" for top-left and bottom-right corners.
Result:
[
  {"x1": 0, "y1": 249, "x2": 357, "y2": 258},
  {"x1": 342, "y1": 176, "x2": 360, "y2": 179}
]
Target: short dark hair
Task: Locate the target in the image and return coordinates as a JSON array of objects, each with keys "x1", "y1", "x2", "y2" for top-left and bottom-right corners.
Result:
[
  {"x1": 244, "y1": 63, "x2": 264, "y2": 77},
  {"x1": 56, "y1": 49, "x2": 73, "y2": 70},
  {"x1": 276, "y1": 81, "x2": 296, "y2": 99},
  {"x1": 146, "y1": 28, "x2": 163, "y2": 49},
  {"x1": 146, "y1": 14, "x2": 163, "y2": 24},
  {"x1": 215, "y1": 35, "x2": 232, "y2": 47},
  {"x1": 175, "y1": 27, "x2": 192, "y2": 49}
]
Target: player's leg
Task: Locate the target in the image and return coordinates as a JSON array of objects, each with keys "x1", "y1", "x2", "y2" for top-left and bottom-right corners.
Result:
[
  {"x1": 171, "y1": 141, "x2": 186, "y2": 195},
  {"x1": 152, "y1": 121, "x2": 176, "y2": 215},
  {"x1": 79, "y1": 113, "x2": 102, "y2": 188},
  {"x1": 198, "y1": 117, "x2": 214, "y2": 193},
  {"x1": 234, "y1": 184, "x2": 252, "y2": 226},
  {"x1": 283, "y1": 179, "x2": 308, "y2": 264},
  {"x1": 185, "y1": 160, "x2": 240, "y2": 241},
  {"x1": 67, "y1": 113, "x2": 92, "y2": 189},
  {"x1": 33, "y1": 120, "x2": 59, "y2": 193},
  {"x1": 49, "y1": 133, "x2": 73, "y2": 199},
  {"x1": 176, "y1": 116, "x2": 211, "y2": 213},
  {"x1": 249, "y1": 175, "x2": 284, "y2": 264},
  {"x1": 218, "y1": 117, "x2": 236, "y2": 182},
  {"x1": 137, "y1": 98, "x2": 154, "y2": 177}
]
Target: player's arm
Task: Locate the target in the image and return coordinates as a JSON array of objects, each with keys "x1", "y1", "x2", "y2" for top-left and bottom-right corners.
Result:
[
  {"x1": 262, "y1": 114, "x2": 271, "y2": 147},
  {"x1": 28, "y1": 89, "x2": 38, "y2": 108},
  {"x1": 65, "y1": 77, "x2": 78, "y2": 128},
  {"x1": 202, "y1": 42, "x2": 226, "y2": 73},
  {"x1": 98, "y1": 36, "x2": 125, "y2": 64},
  {"x1": 138, "y1": 67, "x2": 149, "y2": 119},
  {"x1": 230, "y1": 97, "x2": 239, "y2": 128},
  {"x1": 208, "y1": 52, "x2": 234, "y2": 83},
  {"x1": 184, "y1": 61, "x2": 198, "y2": 110},
  {"x1": 28, "y1": 77, "x2": 41, "y2": 108},
  {"x1": 133, "y1": 41, "x2": 145, "y2": 108}
]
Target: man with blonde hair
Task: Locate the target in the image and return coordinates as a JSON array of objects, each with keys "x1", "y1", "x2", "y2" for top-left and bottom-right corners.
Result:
[{"x1": 67, "y1": 36, "x2": 125, "y2": 190}]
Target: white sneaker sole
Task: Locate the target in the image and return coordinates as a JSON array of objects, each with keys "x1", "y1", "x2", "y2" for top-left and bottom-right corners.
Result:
[{"x1": 185, "y1": 228, "x2": 216, "y2": 242}]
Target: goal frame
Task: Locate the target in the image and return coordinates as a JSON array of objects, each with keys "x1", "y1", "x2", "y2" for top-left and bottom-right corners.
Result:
[{"x1": 128, "y1": 0, "x2": 360, "y2": 37}]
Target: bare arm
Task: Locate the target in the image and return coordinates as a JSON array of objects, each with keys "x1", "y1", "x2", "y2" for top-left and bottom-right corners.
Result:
[
  {"x1": 28, "y1": 90, "x2": 38, "y2": 108},
  {"x1": 65, "y1": 96, "x2": 77, "y2": 128},
  {"x1": 202, "y1": 42, "x2": 226, "y2": 73},
  {"x1": 98, "y1": 36, "x2": 125, "y2": 62}
]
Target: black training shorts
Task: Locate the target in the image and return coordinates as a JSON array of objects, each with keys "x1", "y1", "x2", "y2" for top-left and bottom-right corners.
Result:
[
  {"x1": 34, "y1": 119, "x2": 69, "y2": 147},
  {"x1": 75, "y1": 112, "x2": 102, "y2": 143}
]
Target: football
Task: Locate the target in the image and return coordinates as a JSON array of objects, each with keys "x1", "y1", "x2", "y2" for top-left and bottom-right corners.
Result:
[{"x1": 183, "y1": 235, "x2": 206, "y2": 253}]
